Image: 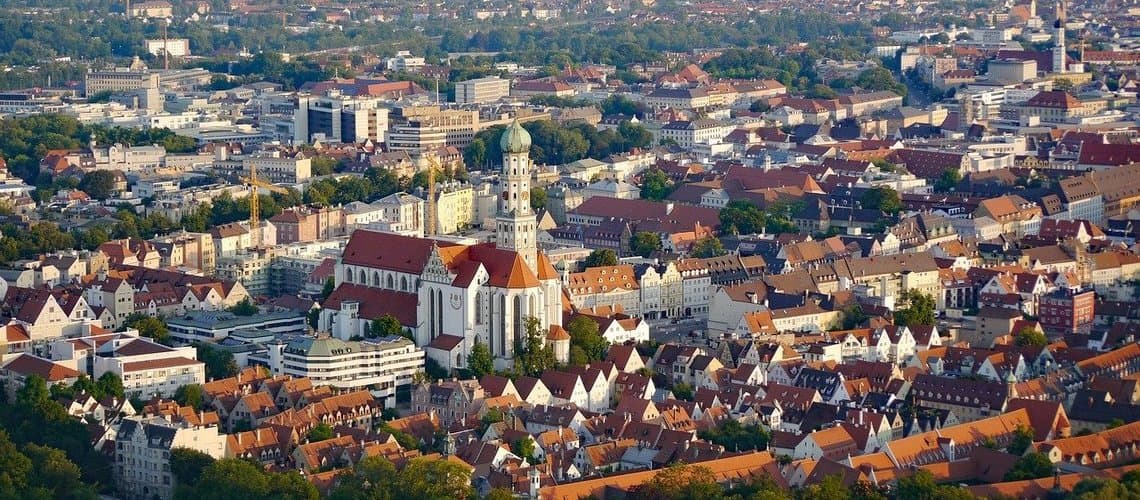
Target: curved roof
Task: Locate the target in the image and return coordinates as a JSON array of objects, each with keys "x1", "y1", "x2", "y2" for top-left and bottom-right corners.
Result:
[{"x1": 500, "y1": 119, "x2": 531, "y2": 155}]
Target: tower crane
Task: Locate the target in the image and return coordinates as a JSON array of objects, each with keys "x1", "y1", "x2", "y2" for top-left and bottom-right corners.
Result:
[{"x1": 241, "y1": 163, "x2": 288, "y2": 248}]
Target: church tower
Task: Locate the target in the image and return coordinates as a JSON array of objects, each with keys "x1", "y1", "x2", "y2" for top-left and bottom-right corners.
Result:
[
  {"x1": 496, "y1": 119, "x2": 539, "y2": 273},
  {"x1": 1052, "y1": 0, "x2": 1066, "y2": 73}
]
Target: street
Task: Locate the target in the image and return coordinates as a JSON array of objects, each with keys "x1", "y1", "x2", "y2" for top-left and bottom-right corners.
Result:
[{"x1": 648, "y1": 317, "x2": 712, "y2": 346}]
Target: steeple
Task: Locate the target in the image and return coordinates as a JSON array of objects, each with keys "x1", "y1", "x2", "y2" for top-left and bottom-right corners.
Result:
[
  {"x1": 1053, "y1": 0, "x2": 1066, "y2": 73},
  {"x1": 496, "y1": 120, "x2": 538, "y2": 273}
]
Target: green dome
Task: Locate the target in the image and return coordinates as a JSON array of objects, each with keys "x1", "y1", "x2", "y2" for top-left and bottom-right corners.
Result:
[{"x1": 500, "y1": 119, "x2": 531, "y2": 154}]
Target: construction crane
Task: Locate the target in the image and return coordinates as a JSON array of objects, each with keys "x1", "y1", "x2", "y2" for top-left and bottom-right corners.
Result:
[{"x1": 241, "y1": 164, "x2": 288, "y2": 248}]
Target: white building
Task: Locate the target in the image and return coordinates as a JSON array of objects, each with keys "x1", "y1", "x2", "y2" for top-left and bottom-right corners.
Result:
[
  {"x1": 166, "y1": 310, "x2": 308, "y2": 344},
  {"x1": 455, "y1": 76, "x2": 511, "y2": 104},
  {"x1": 384, "y1": 51, "x2": 426, "y2": 72},
  {"x1": 115, "y1": 415, "x2": 226, "y2": 500},
  {"x1": 88, "y1": 336, "x2": 204, "y2": 399},
  {"x1": 322, "y1": 121, "x2": 564, "y2": 369},
  {"x1": 258, "y1": 335, "x2": 423, "y2": 406},
  {"x1": 363, "y1": 192, "x2": 426, "y2": 236}
]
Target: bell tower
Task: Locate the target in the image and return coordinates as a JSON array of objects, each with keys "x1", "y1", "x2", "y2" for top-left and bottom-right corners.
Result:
[{"x1": 496, "y1": 119, "x2": 538, "y2": 273}]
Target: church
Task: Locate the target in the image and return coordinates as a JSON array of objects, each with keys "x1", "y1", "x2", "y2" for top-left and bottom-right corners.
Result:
[{"x1": 320, "y1": 120, "x2": 565, "y2": 369}]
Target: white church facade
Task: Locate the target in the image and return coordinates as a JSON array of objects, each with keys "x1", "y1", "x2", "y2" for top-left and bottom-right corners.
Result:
[{"x1": 319, "y1": 121, "x2": 565, "y2": 369}]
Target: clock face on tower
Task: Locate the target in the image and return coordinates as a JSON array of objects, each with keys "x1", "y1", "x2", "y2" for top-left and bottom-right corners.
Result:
[{"x1": 521, "y1": 191, "x2": 529, "y2": 201}]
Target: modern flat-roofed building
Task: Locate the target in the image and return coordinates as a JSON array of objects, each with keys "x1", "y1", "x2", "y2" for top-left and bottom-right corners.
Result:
[
  {"x1": 167, "y1": 310, "x2": 308, "y2": 344},
  {"x1": 455, "y1": 76, "x2": 510, "y2": 104}
]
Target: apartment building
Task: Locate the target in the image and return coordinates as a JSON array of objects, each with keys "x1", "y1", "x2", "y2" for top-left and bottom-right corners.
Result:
[
  {"x1": 115, "y1": 415, "x2": 225, "y2": 500},
  {"x1": 243, "y1": 150, "x2": 312, "y2": 184},
  {"x1": 257, "y1": 335, "x2": 424, "y2": 406}
]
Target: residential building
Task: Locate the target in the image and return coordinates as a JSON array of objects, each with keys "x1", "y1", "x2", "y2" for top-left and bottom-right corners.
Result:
[
  {"x1": 256, "y1": 335, "x2": 423, "y2": 406},
  {"x1": 1038, "y1": 289, "x2": 1095, "y2": 337},
  {"x1": 115, "y1": 415, "x2": 225, "y2": 500}
]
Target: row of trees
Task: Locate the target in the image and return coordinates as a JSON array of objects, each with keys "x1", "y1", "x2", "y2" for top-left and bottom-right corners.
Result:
[
  {"x1": 464, "y1": 119, "x2": 652, "y2": 169},
  {"x1": 719, "y1": 200, "x2": 799, "y2": 235},
  {"x1": 0, "y1": 114, "x2": 195, "y2": 183}
]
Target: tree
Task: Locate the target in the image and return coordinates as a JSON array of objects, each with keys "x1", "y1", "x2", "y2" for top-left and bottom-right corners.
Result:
[
  {"x1": 719, "y1": 200, "x2": 766, "y2": 235},
  {"x1": 192, "y1": 458, "x2": 271, "y2": 498},
  {"x1": 529, "y1": 187, "x2": 548, "y2": 211},
  {"x1": 750, "y1": 100, "x2": 771, "y2": 113},
  {"x1": 123, "y1": 313, "x2": 171, "y2": 345},
  {"x1": 196, "y1": 343, "x2": 239, "y2": 380},
  {"x1": 1007, "y1": 424, "x2": 1035, "y2": 456},
  {"x1": 514, "y1": 317, "x2": 557, "y2": 378},
  {"x1": 895, "y1": 470, "x2": 975, "y2": 500},
  {"x1": 307, "y1": 423, "x2": 334, "y2": 443},
  {"x1": 468, "y1": 342, "x2": 494, "y2": 379},
  {"x1": 321, "y1": 277, "x2": 335, "y2": 301},
  {"x1": 393, "y1": 457, "x2": 474, "y2": 499},
  {"x1": 690, "y1": 237, "x2": 726, "y2": 258},
  {"x1": 370, "y1": 314, "x2": 405, "y2": 339},
  {"x1": 630, "y1": 231, "x2": 662, "y2": 258},
  {"x1": 511, "y1": 436, "x2": 536, "y2": 463},
  {"x1": 861, "y1": 186, "x2": 902, "y2": 215},
  {"x1": 77, "y1": 170, "x2": 118, "y2": 200},
  {"x1": 894, "y1": 291, "x2": 936, "y2": 327},
  {"x1": 1015, "y1": 327, "x2": 1048, "y2": 347},
  {"x1": 673, "y1": 382, "x2": 694, "y2": 401},
  {"x1": 933, "y1": 169, "x2": 962, "y2": 193},
  {"x1": 698, "y1": 420, "x2": 770, "y2": 451},
  {"x1": 22, "y1": 443, "x2": 95, "y2": 499},
  {"x1": 583, "y1": 248, "x2": 618, "y2": 268},
  {"x1": 628, "y1": 464, "x2": 723, "y2": 500},
  {"x1": 226, "y1": 298, "x2": 258, "y2": 316},
  {"x1": 0, "y1": 430, "x2": 32, "y2": 495},
  {"x1": 174, "y1": 384, "x2": 205, "y2": 410},
  {"x1": 310, "y1": 156, "x2": 337, "y2": 176},
  {"x1": 567, "y1": 315, "x2": 608, "y2": 364},
  {"x1": 1003, "y1": 452, "x2": 1054, "y2": 481},
  {"x1": 95, "y1": 372, "x2": 124, "y2": 400},
  {"x1": 639, "y1": 169, "x2": 674, "y2": 201}
]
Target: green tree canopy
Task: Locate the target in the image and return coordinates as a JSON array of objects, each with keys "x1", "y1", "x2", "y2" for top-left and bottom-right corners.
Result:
[
  {"x1": 174, "y1": 384, "x2": 206, "y2": 411},
  {"x1": 530, "y1": 187, "x2": 547, "y2": 211},
  {"x1": 227, "y1": 298, "x2": 259, "y2": 316},
  {"x1": 691, "y1": 237, "x2": 726, "y2": 258},
  {"x1": 307, "y1": 423, "x2": 334, "y2": 443},
  {"x1": 894, "y1": 291, "x2": 936, "y2": 327},
  {"x1": 639, "y1": 169, "x2": 674, "y2": 201},
  {"x1": 468, "y1": 342, "x2": 494, "y2": 379},
  {"x1": 370, "y1": 314, "x2": 405, "y2": 339},
  {"x1": 630, "y1": 231, "x2": 662, "y2": 258},
  {"x1": 861, "y1": 186, "x2": 902, "y2": 215},
  {"x1": 77, "y1": 170, "x2": 119, "y2": 200},
  {"x1": 584, "y1": 248, "x2": 619, "y2": 268},
  {"x1": 1015, "y1": 327, "x2": 1048, "y2": 347},
  {"x1": 567, "y1": 315, "x2": 609, "y2": 365},
  {"x1": 1003, "y1": 452, "x2": 1054, "y2": 481}
]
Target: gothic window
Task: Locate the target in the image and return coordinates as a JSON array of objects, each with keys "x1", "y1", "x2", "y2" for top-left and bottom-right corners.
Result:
[
  {"x1": 435, "y1": 289, "x2": 443, "y2": 340},
  {"x1": 475, "y1": 291, "x2": 484, "y2": 325},
  {"x1": 499, "y1": 294, "x2": 508, "y2": 357},
  {"x1": 401, "y1": 276, "x2": 408, "y2": 291},
  {"x1": 387, "y1": 274, "x2": 394, "y2": 289},
  {"x1": 372, "y1": 272, "x2": 380, "y2": 287},
  {"x1": 344, "y1": 268, "x2": 352, "y2": 283},
  {"x1": 359, "y1": 270, "x2": 366, "y2": 284}
]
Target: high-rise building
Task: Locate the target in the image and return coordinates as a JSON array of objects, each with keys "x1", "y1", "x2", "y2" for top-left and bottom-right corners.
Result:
[{"x1": 294, "y1": 90, "x2": 389, "y2": 144}]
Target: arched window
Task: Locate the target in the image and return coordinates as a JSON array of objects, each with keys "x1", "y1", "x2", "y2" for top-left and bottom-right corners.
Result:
[
  {"x1": 344, "y1": 268, "x2": 352, "y2": 283},
  {"x1": 358, "y1": 270, "x2": 366, "y2": 284},
  {"x1": 435, "y1": 289, "x2": 444, "y2": 340},
  {"x1": 401, "y1": 276, "x2": 408, "y2": 291},
  {"x1": 475, "y1": 291, "x2": 484, "y2": 325},
  {"x1": 372, "y1": 271, "x2": 380, "y2": 287},
  {"x1": 387, "y1": 274, "x2": 394, "y2": 289}
]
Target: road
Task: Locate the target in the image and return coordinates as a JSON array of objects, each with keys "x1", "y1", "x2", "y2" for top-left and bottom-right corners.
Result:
[{"x1": 649, "y1": 317, "x2": 713, "y2": 347}]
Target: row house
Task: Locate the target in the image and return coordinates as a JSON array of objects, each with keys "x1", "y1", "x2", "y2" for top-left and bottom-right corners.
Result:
[{"x1": 564, "y1": 265, "x2": 641, "y2": 317}]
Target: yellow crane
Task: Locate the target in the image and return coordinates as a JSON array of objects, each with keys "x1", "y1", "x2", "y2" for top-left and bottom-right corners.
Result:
[{"x1": 241, "y1": 163, "x2": 288, "y2": 248}]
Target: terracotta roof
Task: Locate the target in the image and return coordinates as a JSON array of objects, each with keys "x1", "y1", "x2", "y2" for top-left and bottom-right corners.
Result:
[
  {"x1": 2, "y1": 354, "x2": 81, "y2": 381},
  {"x1": 322, "y1": 284, "x2": 418, "y2": 326}
]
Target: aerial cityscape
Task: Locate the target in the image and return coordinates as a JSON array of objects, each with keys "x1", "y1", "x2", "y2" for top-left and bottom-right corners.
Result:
[{"x1": 1, "y1": 0, "x2": 1140, "y2": 498}]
